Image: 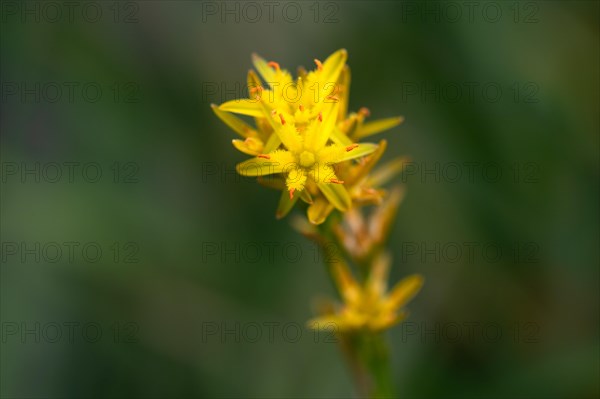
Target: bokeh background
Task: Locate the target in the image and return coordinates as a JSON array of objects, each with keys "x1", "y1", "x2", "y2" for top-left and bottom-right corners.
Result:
[{"x1": 1, "y1": 1, "x2": 598, "y2": 397}]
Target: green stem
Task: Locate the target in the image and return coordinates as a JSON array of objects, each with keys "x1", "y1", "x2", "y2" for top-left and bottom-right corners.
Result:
[{"x1": 316, "y1": 215, "x2": 396, "y2": 398}]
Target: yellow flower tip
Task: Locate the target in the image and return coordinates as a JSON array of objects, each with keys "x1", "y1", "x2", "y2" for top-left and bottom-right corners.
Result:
[{"x1": 267, "y1": 61, "x2": 280, "y2": 71}]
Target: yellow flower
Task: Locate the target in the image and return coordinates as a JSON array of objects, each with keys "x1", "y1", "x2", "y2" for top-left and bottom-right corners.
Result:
[
  {"x1": 219, "y1": 49, "x2": 348, "y2": 124},
  {"x1": 212, "y1": 49, "x2": 405, "y2": 222},
  {"x1": 235, "y1": 101, "x2": 378, "y2": 211},
  {"x1": 309, "y1": 253, "x2": 423, "y2": 332}
]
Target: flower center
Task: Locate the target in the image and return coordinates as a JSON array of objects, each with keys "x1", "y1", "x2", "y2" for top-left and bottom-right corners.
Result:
[{"x1": 299, "y1": 151, "x2": 316, "y2": 168}]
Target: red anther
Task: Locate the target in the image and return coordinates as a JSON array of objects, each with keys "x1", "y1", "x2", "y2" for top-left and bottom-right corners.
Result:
[
  {"x1": 258, "y1": 154, "x2": 271, "y2": 159},
  {"x1": 299, "y1": 104, "x2": 305, "y2": 112},
  {"x1": 318, "y1": 112, "x2": 323, "y2": 122},
  {"x1": 330, "y1": 178, "x2": 345, "y2": 184},
  {"x1": 346, "y1": 144, "x2": 359, "y2": 152},
  {"x1": 314, "y1": 59, "x2": 323, "y2": 71},
  {"x1": 289, "y1": 188, "x2": 295, "y2": 199},
  {"x1": 267, "y1": 61, "x2": 280, "y2": 71},
  {"x1": 249, "y1": 86, "x2": 263, "y2": 100},
  {"x1": 358, "y1": 107, "x2": 371, "y2": 117},
  {"x1": 279, "y1": 113, "x2": 286, "y2": 125},
  {"x1": 271, "y1": 109, "x2": 278, "y2": 116},
  {"x1": 326, "y1": 95, "x2": 339, "y2": 102}
]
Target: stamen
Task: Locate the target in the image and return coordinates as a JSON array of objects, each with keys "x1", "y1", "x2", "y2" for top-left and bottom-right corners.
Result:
[
  {"x1": 314, "y1": 59, "x2": 323, "y2": 71},
  {"x1": 318, "y1": 112, "x2": 323, "y2": 122},
  {"x1": 271, "y1": 109, "x2": 278, "y2": 117},
  {"x1": 279, "y1": 113, "x2": 286, "y2": 125},
  {"x1": 249, "y1": 86, "x2": 263, "y2": 100},
  {"x1": 258, "y1": 154, "x2": 271, "y2": 159},
  {"x1": 359, "y1": 107, "x2": 371, "y2": 117},
  {"x1": 289, "y1": 188, "x2": 295, "y2": 199},
  {"x1": 299, "y1": 104, "x2": 305, "y2": 112},
  {"x1": 330, "y1": 178, "x2": 345, "y2": 184},
  {"x1": 326, "y1": 95, "x2": 339, "y2": 102},
  {"x1": 267, "y1": 61, "x2": 280, "y2": 71},
  {"x1": 346, "y1": 144, "x2": 359, "y2": 152}
]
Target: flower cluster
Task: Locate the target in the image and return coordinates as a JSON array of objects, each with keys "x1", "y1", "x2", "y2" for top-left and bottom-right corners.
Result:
[
  {"x1": 212, "y1": 49, "x2": 405, "y2": 223},
  {"x1": 212, "y1": 49, "x2": 423, "y2": 334}
]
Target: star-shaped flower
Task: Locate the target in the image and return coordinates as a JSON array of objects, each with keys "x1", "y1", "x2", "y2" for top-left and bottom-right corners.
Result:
[{"x1": 310, "y1": 253, "x2": 423, "y2": 332}]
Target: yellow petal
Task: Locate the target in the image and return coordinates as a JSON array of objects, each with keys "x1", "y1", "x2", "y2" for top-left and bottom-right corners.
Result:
[
  {"x1": 263, "y1": 132, "x2": 282, "y2": 153},
  {"x1": 285, "y1": 168, "x2": 307, "y2": 192},
  {"x1": 330, "y1": 127, "x2": 353, "y2": 146},
  {"x1": 370, "y1": 185, "x2": 405, "y2": 243},
  {"x1": 252, "y1": 53, "x2": 277, "y2": 85},
  {"x1": 310, "y1": 163, "x2": 337, "y2": 183},
  {"x1": 236, "y1": 152, "x2": 293, "y2": 176},
  {"x1": 307, "y1": 197, "x2": 334, "y2": 225},
  {"x1": 354, "y1": 116, "x2": 404, "y2": 140},
  {"x1": 232, "y1": 138, "x2": 263, "y2": 156},
  {"x1": 305, "y1": 102, "x2": 339, "y2": 152},
  {"x1": 247, "y1": 69, "x2": 262, "y2": 97},
  {"x1": 318, "y1": 182, "x2": 351, "y2": 211},
  {"x1": 347, "y1": 139, "x2": 388, "y2": 185},
  {"x1": 219, "y1": 99, "x2": 263, "y2": 117},
  {"x1": 259, "y1": 100, "x2": 303, "y2": 152},
  {"x1": 386, "y1": 274, "x2": 424, "y2": 311},
  {"x1": 307, "y1": 315, "x2": 349, "y2": 332},
  {"x1": 320, "y1": 49, "x2": 348, "y2": 89},
  {"x1": 367, "y1": 157, "x2": 410, "y2": 187},
  {"x1": 300, "y1": 189, "x2": 313, "y2": 204},
  {"x1": 367, "y1": 252, "x2": 391, "y2": 297},
  {"x1": 368, "y1": 311, "x2": 406, "y2": 331},
  {"x1": 276, "y1": 188, "x2": 300, "y2": 219},
  {"x1": 330, "y1": 261, "x2": 360, "y2": 304},
  {"x1": 337, "y1": 65, "x2": 351, "y2": 120},
  {"x1": 211, "y1": 104, "x2": 256, "y2": 138},
  {"x1": 332, "y1": 143, "x2": 378, "y2": 164}
]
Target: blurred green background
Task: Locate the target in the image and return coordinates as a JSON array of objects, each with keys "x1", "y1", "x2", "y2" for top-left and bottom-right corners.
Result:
[{"x1": 1, "y1": 1, "x2": 598, "y2": 397}]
